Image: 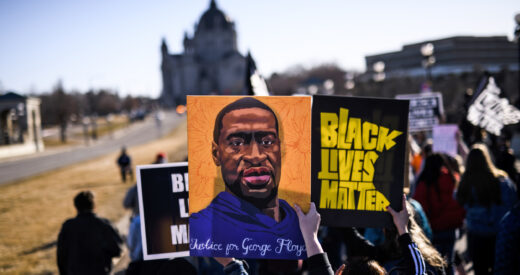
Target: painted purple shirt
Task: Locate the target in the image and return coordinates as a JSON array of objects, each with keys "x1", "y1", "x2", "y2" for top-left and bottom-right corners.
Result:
[{"x1": 189, "y1": 192, "x2": 306, "y2": 259}]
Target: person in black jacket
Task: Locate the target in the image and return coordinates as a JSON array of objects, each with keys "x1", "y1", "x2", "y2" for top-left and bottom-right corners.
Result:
[
  {"x1": 344, "y1": 195, "x2": 447, "y2": 275},
  {"x1": 296, "y1": 195, "x2": 436, "y2": 275},
  {"x1": 217, "y1": 196, "x2": 431, "y2": 275},
  {"x1": 117, "y1": 147, "x2": 133, "y2": 183},
  {"x1": 57, "y1": 191, "x2": 122, "y2": 275}
]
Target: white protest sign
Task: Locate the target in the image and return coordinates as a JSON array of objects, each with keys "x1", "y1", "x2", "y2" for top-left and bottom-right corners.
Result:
[
  {"x1": 433, "y1": 124, "x2": 458, "y2": 156},
  {"x1": 396, "y1": 92, "x2": 444, "y2": 132},
  {"x1": 467, "y1": 77, "x2": 520, "y2": 136}
]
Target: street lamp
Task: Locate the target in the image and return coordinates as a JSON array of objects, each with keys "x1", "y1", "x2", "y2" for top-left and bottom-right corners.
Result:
[
  {"x1": 345, "y1": 72, "x2": 355, "y2": 91},
  {"x1": 421, "y1": 43, "x2": 436, "y2": 89},
  {"x1": 323, "y1": 79, "x2": 334, "y2": 95},
  {"x1": 372, "y1": 61, "x2": 385, "y2": 82},
  {"x1": 308, "y1": 85, "x2": 318, "y2": 95}
]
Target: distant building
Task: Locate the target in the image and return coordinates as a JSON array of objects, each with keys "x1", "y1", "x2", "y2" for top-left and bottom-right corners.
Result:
[
  {"x1": 365, "y1": 36, "x2": 518, "y2": 78},
  {"x1": 160, "y1": 0, "x2": 254, "y2": 107},
  {"x1": 0, "y1": 92, "x2": 44, "y2": 158}
]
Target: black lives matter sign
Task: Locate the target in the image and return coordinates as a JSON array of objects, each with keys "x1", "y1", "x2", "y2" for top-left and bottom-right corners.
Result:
[
  {"x1": 137, "y1": 163, "x2": 189, "y2": 260},
  {"x1": 311, "y1": 95, "x2": 409, "y2": 227}
]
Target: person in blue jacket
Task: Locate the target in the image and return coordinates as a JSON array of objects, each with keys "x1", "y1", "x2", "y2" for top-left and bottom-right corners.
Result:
[
  {"x1": 456, "y1": 144, "x2": 518, "y2": 275},
  {"x1": 494, "y1": 201, "x2": 520, "y2": 274}
]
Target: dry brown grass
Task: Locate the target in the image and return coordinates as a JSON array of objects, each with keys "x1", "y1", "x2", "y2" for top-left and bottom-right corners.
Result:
[
  {"x1": 0, "y1": 119, "x2": 187, "y2": 275},
  {"x1": 42, "y1": 139, "x2": 81, "y2": 148}
]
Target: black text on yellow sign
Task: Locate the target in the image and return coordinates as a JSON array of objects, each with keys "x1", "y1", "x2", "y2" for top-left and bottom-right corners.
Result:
[{"x1": 318, "y1": 108, "x2": 402, "y2": 212}]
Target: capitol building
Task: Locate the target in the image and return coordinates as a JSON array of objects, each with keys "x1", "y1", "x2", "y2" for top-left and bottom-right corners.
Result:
[{"x1": 160, "y1": 0, "x2": 254, "y2": 107}]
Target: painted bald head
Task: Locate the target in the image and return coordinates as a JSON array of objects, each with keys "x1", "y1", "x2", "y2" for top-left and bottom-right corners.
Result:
[{"x1": 212, "y1": 98, "x2": 281, "y2": 207}]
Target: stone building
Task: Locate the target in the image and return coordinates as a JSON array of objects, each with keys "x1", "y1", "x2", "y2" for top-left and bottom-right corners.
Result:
[
  {"x1": 365, "y1": 36, "x2": 518, "y2": 78},
  {"x1": 160, "y1": 0, "x2": 253, "y2": 107},
  {"x1": 354, "y1": 36, "x2": 519, "y2": 126},
  {"x1": 0, "y1": 92, "x2": 44, "y2": 158}
]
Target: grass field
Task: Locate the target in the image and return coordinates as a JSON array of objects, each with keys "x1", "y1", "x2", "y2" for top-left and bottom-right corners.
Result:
[{"x1": 0, "y1": 119, "x2": 187, "y2": 275}]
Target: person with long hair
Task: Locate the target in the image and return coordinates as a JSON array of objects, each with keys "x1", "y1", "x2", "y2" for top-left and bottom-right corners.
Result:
[
  {"x1": 344, "y1": 197, "x2": 447, "y2": 275},
  {"x1": 412, "y1": 153, "x2": 465, "y2": 275},
  {"x1": 456, "y1": 143, "x2": 518, "y2": 275}
]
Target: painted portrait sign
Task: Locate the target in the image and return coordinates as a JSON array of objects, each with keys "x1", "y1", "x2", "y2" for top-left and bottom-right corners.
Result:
[
  {"x1": 187, "y1": 96, "x2": 311, "y2": 259},
  {"x1": 136, "y1": 162, "x2": 189, "y2": 260},
  {"x1": 311, "y1": 95, "x2": 409, "y2": 227}
]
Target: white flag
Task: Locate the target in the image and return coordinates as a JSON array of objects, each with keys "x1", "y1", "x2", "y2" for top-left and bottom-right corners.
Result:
[{"x1": 467, "y1": 77, "x2": 520, "y2": 135}]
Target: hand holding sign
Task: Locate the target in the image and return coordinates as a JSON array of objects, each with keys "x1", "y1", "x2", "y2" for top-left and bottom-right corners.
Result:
[
  {"x1": 294, "y1": 202, "x2": 322, "y2": 257},
  {"x1": 386, "y1": 194, "x2": 409, "y2": 236}
]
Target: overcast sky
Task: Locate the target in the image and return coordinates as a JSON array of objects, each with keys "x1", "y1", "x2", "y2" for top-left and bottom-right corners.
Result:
[{"x1": 0, "y1": 0, "x2": 518, "y2": 97}]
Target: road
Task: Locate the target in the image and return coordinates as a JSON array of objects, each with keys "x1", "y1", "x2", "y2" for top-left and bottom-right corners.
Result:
[{"x1": 0, "y1": 111, "x2": 184, "y2": 186}]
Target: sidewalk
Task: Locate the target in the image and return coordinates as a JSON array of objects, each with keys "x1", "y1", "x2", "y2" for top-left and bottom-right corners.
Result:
[
  {"x1": 0, "y1": 117, "x2": 148, "y2": 163},
  {"x1": 0, "y1": 111, "x2": 183, "y2": 186}
]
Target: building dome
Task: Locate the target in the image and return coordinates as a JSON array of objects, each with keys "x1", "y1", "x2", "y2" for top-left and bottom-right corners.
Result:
[{"x1": 197, "y1": 0, "x2": 233, "y2": 31}]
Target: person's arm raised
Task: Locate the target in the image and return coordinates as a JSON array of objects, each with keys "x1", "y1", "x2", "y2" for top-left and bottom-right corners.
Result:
[
  {"x1": 386, "y1": 194, "x2": 409, "y2": 236},
  {"x1": 387, "y1": 194, "x2": 427, "y2": 275},
  {"x1": 294, "y1": 202, "x2": 334, "y2": 275},
  {"x1": 294, "y1": 203, "x2": 323, "y2": 257}
]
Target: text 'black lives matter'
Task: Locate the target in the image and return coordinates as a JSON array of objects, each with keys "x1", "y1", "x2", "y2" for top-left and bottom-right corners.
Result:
[{"x1": 311, "y1": 95, "x2": 409, "y2": 227}]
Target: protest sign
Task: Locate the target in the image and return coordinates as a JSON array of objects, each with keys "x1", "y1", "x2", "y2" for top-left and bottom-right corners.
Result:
[
  {"x1": 311, "y1": 95, "x2": 409, "y2": 227},
  {"x1": 187, "y1": 96, "x2": 311, "y2": 259},
  {"x1": 467, "y1": 76, "x2": 520, "y2": 136},
  {"x1": 137, "y1": 162, "x2": 189, "y2": 260},
  {"x1": 396, "y1": 92, "x2": 443, "y2": 132},
  {"x1": 432, "y1": 124, "x2": 458, "y2": 156}
]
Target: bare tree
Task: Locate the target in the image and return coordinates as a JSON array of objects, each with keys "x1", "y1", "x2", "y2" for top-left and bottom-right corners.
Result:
[
  {"x1": 267, "y1": 63, "x2": 348, "y2": 95},
  {"x1": 50, "y1": 81, "x2": 74, "y2": 143}
]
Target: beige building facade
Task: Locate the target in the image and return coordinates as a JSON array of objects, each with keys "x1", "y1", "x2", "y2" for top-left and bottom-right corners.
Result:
[{"x1": 0, "y1": 92, "x2": 44, "y2": 158}]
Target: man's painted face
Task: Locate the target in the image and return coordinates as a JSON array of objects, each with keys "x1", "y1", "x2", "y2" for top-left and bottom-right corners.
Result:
[{"x1": 213, "y1": 107, "x2": 281, "y2": 202}]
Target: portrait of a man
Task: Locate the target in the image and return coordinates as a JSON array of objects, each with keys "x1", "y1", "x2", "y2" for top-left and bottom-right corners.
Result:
[{"x1": 188, "y1": 97, "x2": 310, "y2": 259}]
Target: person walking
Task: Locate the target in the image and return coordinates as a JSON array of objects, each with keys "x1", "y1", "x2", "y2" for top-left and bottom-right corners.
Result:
[
  {"x1": 413, "y1": 153, "x2": 466, "y2": 275},
  {"x1": 456, "y1": 144, "x2": 518, "y2": 275},
  {"x1": 117, "y1": 147, "x2": 133, "y2": 183},
  {"x1": 57, "y1": 191, "x2": 122, "y2": 275}
]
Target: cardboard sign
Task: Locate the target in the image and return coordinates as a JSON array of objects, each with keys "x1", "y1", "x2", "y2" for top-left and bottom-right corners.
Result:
[
  {"x1": 467, "y1": 77, "x2": 520, "y2": 136},
  {"x1": 187, "y1": 96, "x2": 311, "y2": 259},
  {"x1": 137, "y1": 162, "x2": 189, "y2": 260},
  {"x1": 396, "y1": 92, "x2": 443, "y2": 132},
  {"x1": 432, "y1": 124, "x2": 458, "y2": 156},
  {"x1": 311, "y1": 95, "x2": 409, "y2": 228}
]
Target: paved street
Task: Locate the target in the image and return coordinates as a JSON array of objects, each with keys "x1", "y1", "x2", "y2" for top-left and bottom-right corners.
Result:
[{"x1": 0, "y1": 111, "x2": 184, "y2": 186}]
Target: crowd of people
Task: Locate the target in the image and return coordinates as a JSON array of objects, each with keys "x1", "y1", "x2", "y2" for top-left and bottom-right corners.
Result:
[{"x1": 57, "y1": 127, "x2": 519, "y2": 275}]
